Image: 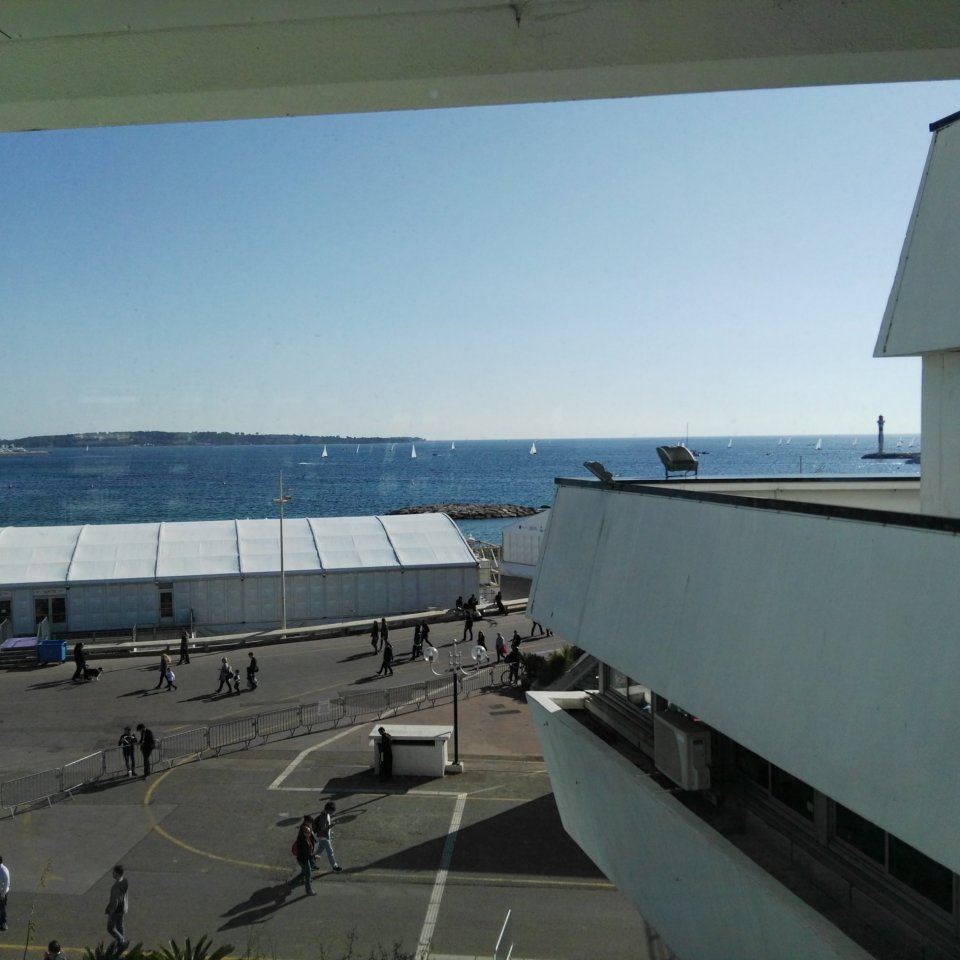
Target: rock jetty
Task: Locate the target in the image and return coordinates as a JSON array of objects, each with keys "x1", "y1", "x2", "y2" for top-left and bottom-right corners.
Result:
[{"x1": 388, "y1": 503, "x2": 541, "y2": 520}]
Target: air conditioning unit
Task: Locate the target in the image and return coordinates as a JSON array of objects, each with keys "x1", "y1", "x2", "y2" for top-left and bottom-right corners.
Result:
[{"x1": 654, "y1": 710, "x2": 711, "y2": 790}]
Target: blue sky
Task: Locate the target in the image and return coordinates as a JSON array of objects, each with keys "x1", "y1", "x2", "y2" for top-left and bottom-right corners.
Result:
[{"x1": 3, "y1": 80, "x2": 960, "y2": 441}]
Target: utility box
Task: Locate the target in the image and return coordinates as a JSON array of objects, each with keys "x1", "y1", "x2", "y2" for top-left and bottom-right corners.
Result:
[
  {"x1": 369, "y1": 724, "x2": 453, "y2": 777},
  {"x1": 37, "y1": 639, "x2": 67, "y2": 664}
]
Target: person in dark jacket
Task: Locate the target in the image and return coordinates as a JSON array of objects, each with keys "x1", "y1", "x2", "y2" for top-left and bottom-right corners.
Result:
[
  {"x1": 135, "y1": 724, "x2": 155, "y2": 779},
  {"x1": 246, "y1": 652, "x2": 259, "y2": 690},
  {"x1": 377, "y1": 727, "x2": 393, "y2": 781},
  {"x1": 178, "y1": 629, "x2": 190, "y2": 665},
  {"x1": 72, "y1": 642, "x2": 86, "y2": 683},
  {"x1": 118, "y1": 726, "x2": 137, "y2": 777},
  {"x1": 369, "y1": 620, "x2": 379, "y2": 655},
  {"x1": 379, "y1": 617, "x2": 388, "y2": 651},
  {"x1": 291, "y1": 816, "x2": 316, "y2": 896},
  {"x1": 105, "y1": 864, "x2": 129, "y2": 948},
  {"x1": 377, "y1": 639, "x2": 394, "y2": 677}
]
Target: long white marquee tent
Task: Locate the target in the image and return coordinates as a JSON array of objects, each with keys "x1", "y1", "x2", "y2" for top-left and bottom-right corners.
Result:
[{"x1": 0, "y1": 513, "x2": 479, "y2": 636}]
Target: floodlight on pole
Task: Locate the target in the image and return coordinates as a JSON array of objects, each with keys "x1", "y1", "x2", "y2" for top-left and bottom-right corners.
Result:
[{"x1": 274, "y1": 473, "x2": 293, "y2": 635}]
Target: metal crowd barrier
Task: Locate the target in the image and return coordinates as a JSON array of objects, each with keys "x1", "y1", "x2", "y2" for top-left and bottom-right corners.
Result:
[{"x1": 1, "y1": 666, "x2": 508, "y2": 816}]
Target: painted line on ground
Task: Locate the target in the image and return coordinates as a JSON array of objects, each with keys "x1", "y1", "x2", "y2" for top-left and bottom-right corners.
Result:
[
  {"x1": 418, "y1": 791, "x2": 467, "y2": 958},
  {"x1": 267, "y1": 725, "x2": 363, "y2": 790}
]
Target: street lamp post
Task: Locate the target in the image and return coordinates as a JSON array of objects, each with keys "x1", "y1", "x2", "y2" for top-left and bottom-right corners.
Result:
[
  {"x1": 274, "y1": 473, "x2": 292, "y2": 635},
  {"x1": 425, "y1": 638, "x2": 489, "y2": 772}
]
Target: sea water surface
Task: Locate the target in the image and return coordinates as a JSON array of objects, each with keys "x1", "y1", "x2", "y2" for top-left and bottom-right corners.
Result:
[{"x1": 0, "y1": 436, "x2": 920, "y2": 543}]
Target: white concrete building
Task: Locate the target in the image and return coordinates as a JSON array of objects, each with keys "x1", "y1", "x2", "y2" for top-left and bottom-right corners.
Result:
[
  {"x1": 528, "y1": 113, "x2": 960, "y2": 959},
  {"x1": 0, "y1": 514, "x2": 478, "y2": 635},
  {"x1": 500, "y1": 510, "x2": 550, "y2": 579}
]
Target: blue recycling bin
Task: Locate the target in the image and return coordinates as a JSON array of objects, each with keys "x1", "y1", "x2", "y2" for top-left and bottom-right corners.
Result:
[{"x1": 37, "y1": 639, "x2": 67, "y2": 664}]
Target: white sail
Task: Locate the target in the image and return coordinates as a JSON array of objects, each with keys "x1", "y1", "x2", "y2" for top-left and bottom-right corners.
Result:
[
  {"x1": 777, "y1": 437, "x2": 782, "y2": 445},
  {"x1": 727, "y1": 439, "x2": 733, "y2": 448},
  {"x1": 530, "y1": 441, "x2": 537, "y2": 455},
  {"x1": 411, "y1": 444, "x2": 417, "y2": 459},
  {"x1": 321, "y1": 445, "x2": 328, "y2": 458},
  {"x1": 356, "y1": 444, "x2": 360, "y2": 453},
  {"x1": 815, "y1": 438, "x2": 822, "y2": 450},
  {"x1": 852, "y1": 437, "x2": 858, "y2": 446},
  {"x1": 451, "y1": 441, "x2": 456, "y2": 450},
  {"x1": 786, "y1": 437, "x2": 791, "y2": 444}
]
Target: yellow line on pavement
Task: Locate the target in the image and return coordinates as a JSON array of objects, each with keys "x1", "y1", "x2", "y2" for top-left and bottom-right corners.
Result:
[{"x1": 143, "y1": 768, "x2": 287, "y2": 875}]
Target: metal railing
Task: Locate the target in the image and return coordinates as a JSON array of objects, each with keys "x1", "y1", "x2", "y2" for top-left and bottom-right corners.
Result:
[{"x1": 1, "y1": 665, "x2": 510, "y2": 817}]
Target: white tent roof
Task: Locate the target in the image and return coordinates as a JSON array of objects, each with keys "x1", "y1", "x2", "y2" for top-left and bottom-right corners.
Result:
[{"x1": 0, "y1": 514, "x2": 476, "y2": 587}]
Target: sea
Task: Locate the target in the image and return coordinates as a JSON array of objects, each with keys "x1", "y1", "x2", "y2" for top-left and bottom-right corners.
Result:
[{"x1": 0, "y1": 436, "x2": 920, "y2": 545}]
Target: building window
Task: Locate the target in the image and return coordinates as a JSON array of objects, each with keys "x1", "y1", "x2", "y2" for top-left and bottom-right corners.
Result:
[
  {"x1": 605, "y1": 665, "x2": 650, "y2": 709},
  {"x1": 835, "y1": 803, "x2": 954, "y2": 913},
  {"x1": 159, "y1": 591, "x2": 173, "y2": 619},
  {"x1": 0, "y1": 598, "x2": 11, "y2": 622},
  {"x1": 770, "y1": 765, "x2": 814, "y2": 822},
  {"x1": 51, "y1": 596, "x2": 66, "y2": 624}
]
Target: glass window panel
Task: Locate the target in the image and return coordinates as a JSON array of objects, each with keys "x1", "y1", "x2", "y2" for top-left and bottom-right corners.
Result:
[
  {"x1": 770, "y1": 765, "x2": 814, "y2": 821},
  {"x1": 889, "y1": 836, "x2": 954, "y2": 913},
  {"x1": 835, "y1": 804, "x2": 885, "y2": 864},
  {"x1": 735, "y1": 744, "x2": 769, "y2": 788},
  {"x1": 51, "y1": 597, "x2": 66, "y2": 623}
]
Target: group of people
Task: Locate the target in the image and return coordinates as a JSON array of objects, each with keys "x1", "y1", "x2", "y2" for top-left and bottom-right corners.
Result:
[
  {"x1": 290, "y1": 801, "x2": 343, "y2": 896},
  {"x1": 118, "y1": 724, "x2": 155, "y2": 778},
  {"x1": 369, "y1": 617, "x2": 433, "y2": 675},
  {"x1": 214, "y1": 653, "x2": 259, "y2": 694}
]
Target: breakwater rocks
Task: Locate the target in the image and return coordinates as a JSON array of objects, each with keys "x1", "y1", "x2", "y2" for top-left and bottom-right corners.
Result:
[{"x1": 388, "y1": 503, "x2": 541, "y2": 520}]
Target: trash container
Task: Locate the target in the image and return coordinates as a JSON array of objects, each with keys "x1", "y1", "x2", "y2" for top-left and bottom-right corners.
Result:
[{"x1": 37, "y1": 639, "x2": 67, "y2": 664}]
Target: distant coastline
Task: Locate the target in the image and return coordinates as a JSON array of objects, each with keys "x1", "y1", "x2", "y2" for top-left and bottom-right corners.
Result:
[{"x1": 2, "y1": 431, "x2": 424, "y2": 449}]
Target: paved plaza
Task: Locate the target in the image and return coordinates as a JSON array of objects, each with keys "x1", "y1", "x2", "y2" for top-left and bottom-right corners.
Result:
[{"x1": 0, "y1": 612, "x2": 674, "y2": 960}]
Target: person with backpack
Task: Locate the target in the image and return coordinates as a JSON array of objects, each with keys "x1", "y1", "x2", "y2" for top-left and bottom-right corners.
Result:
[
  {"x1": 290, "y1": 815, "x2": 316, "y2": 896},
  {"x1": 314, "y1": 801, "x2": 343, "y2": 873}
]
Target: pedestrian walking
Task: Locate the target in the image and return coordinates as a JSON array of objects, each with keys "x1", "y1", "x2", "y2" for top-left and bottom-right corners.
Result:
[
  {"x1": 379, "y1": 617, "x2": 388, "y2": 651},
  {"x1": 72, "y1": 641, "x2": 86, "y2": 683},
  {"x1": 369, "y1": 620, "x2": 379, "y2": 654},
  {"x1": 476, "y1": 629, "x2": 487, "y2": 651},
  {"x1": 377, "y1": 726, "x2": 393, "y2": 781},
  {"x1": 215, "y1": 657, "x2": 232, "y2": 694},
  {"x1": 314, "y1": 801, "x2": 343, "y2": 873},
  {"x1": 105, "y1": 864, "x2": 129, "y2": 948},
  {"x1": 377, "y1": 639, "x2": 394, "y2": 676},
  {"x1": 136, "y1": 724, "x2": 154, "y2": 778},
  {"x1": 0, "y1": 854, "x2": 9, "y2": 931},
  {"x1": 153, "y1": 649, "x2": 172, "y2": 690},
  {"x1": 246, "y1": 652, "x2": 259, "y2": 690},
  {"x1": 231, "y1": 667, "x2": 242, "y2": 694},
  {"x1": 462, "y1": 610, "x2": 474, "y2": 642},
  {"x1": 291, "y1": 816, "x2": 316, "y2": 896},
  {"x1": 118, "y1": 726, "x2": 137, "y2": 776},
  {"x1": 44, "y1": 941, "x2": 64, "y2": 960},
  {"x1": 411, "y1": 622, "x2": 422, "y2": 659},
  {"x1": 164, "y1": 665, "x2": 177, "y2": 691},
  {"x1": 495, "y1": 632, "x2": 506, "y2": 663},
  {"x1": 178, "y1": 629, "x2": 191, "y2": 665},
  {"x1": 495, "y1": 590, "x2": 507, "y2": 616},
  {"x1": 420, "y1": 620, "x2": 430, "y2": 650}
]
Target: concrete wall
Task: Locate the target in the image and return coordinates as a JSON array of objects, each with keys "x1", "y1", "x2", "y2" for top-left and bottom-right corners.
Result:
[
  {"x1": 528, "y1": 692, "x2": 872, "y2": 960},
  {"x1": 530, "y1": 482, "x2": 960, "y2": 876}
]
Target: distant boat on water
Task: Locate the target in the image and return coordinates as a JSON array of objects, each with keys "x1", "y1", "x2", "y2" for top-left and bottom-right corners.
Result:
[
  {"x1": 411, "y1": 444, "x2": 417, "y2": 459},
  {"x1": 815, "y1": 438, "x2": 822, "y2": 451},
  {"x1": 321, "y1": 445, "x2": 328, "y2": 458},
  {"x1": 356, "y1": 444, "x2": 360, "y2": 453},
  {"x1": 777, "y1": 438, "x2": 782, "y2": 446},
  {"x1": 727, "y1": 439, "x2": 733, "y2": 448},
  {"x1": 786, "y1": 437, "x2": 791, "y2": 445},
  {"x1": 852, "y1": 437, "x2": 858, "y2": 446},
  {"x1": 451, "y1": 441, "x2": 456, "y2": 451},
  {"x1": 530, "y1": 442, "x2": 537, "y2": 455}
]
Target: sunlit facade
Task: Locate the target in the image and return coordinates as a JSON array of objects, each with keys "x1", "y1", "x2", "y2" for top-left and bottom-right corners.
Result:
[{"x1": 528, "y1": 114, "x2": 960, "y2": 960}]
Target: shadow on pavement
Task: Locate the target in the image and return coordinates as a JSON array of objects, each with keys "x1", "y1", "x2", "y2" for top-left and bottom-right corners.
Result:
[{"x1": 219, "y1": 881, "x2": 297, "y2": 930}]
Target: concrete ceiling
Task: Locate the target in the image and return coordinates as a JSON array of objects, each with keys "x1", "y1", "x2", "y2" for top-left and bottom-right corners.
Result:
[{"x1": 2, "y1": 0, "x2": 960, "y2": 133}]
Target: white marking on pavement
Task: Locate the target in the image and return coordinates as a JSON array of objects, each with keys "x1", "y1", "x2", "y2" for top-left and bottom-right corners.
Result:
[
  {"x1": 417, "y1": 792, "x2": 467, "y2": 959},
  {"x1": 267, "y1": 726, "x2": 359, "y2": 789}
]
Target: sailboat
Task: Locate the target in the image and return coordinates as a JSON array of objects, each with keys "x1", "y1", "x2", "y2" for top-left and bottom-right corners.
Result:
[
  {"x1": 786, "y1": 437, "x2": 791, "y2": 445},
  {"x1": 321, "y1": 445, "x2": 328, "y2": 458},
  {"x1": 852, "y1": 437, "x2": 858, "y2": 447},
  {"x1": 530, "y1": 441, "x2": 537, "y2": 455},
  {"x1": 815, "y1": 438, "x2": 822, "y2": 451},
  {"x1": 451, "y1": 441, "x2": 456, "y2": 451},
  {"x1": 356, "y1": 444, "x2": 360, "y2": 453},
  {"x1": 777, "y1": 438, "x2": 782, "y2": 446},
  {"x1": 411, "y1": 444, "x2": 417, "y2": 459},
  {"x1": 727, "y1": 439, "x2": 733, "y2": 449}
]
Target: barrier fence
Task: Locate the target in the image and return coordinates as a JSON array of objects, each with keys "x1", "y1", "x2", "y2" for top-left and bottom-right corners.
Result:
[{"x1": 1, "y1": 663, "x2": 505, "y2": 817}]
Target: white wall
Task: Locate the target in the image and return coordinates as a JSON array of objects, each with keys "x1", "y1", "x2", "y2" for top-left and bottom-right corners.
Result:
[
  {"x1": 528, "y1": 693, "x2": 873, "y2": 960},
  {"x1": 531, "y1": 482, "x2": 960, "y2": 875}
]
